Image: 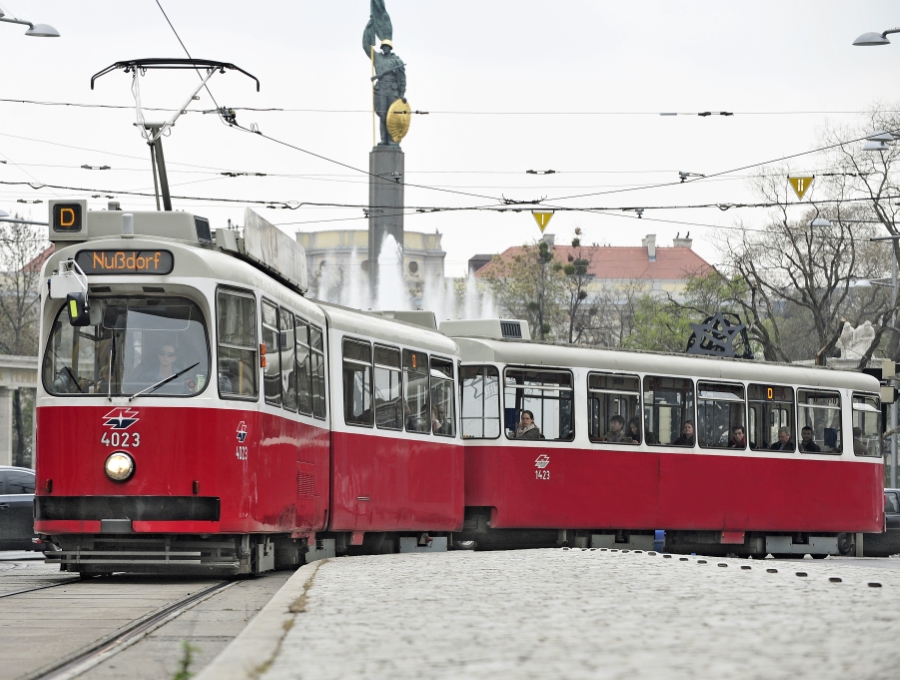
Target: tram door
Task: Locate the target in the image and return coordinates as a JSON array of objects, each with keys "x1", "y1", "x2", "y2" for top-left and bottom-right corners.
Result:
[{"x1": 747, "y1": 384, "x2": 794, "y2": 450}]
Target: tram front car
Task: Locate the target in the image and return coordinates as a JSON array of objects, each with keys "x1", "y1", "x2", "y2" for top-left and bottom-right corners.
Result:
[{"x1": 35, "y1": 201, "x2": 322, "y2": 576}]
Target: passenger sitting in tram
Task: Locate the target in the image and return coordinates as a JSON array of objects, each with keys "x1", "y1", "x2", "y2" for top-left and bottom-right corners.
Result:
[
  {"x1": 770, "y1": 427, "x2": 794, "y2": 451},
  {"x1": 627, "y1": 418, "x2": 641, "y2": 442},
  {"x1": 799, "y1": 426, "x2": 820, "y2": 452},
  {"x1": 673, "y1": 421, "x2": 695, "y2": 447},
  {"x1": 514, "y1": 410, "x2": 541, "y2": 439},
  {"x1": 727, "y1": 425, "x2": 755, "y2": 449},
  {"x1": 852, "y1": 427, "x2": 867, "y2": 455},
  {"x1": 603, "y1": 415, "x2": 637, "y2": 444}
]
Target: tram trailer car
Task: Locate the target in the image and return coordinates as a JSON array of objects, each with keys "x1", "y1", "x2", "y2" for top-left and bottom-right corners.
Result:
[
  {"x1": 442, "y1": 321, "x2": 885, "y2": 558},
  {"x1": 34, "y1": 201, "x2": 463, "y2": 575}
]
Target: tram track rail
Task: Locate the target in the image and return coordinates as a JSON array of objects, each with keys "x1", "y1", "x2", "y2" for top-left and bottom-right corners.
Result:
[
  {"x1": 21, "y1": 579, "x2": 235, "y2": 680},
  {"x1": 0, "y1": 579, "x2": 78, "y2": 600}
]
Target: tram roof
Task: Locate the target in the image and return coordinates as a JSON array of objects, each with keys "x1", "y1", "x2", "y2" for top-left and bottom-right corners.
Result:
[
  {"x1": 43, "y1": 236, "x2": 327, "y2": 325},
  {"x1": 453, "y1": 337, "x2": 880, "y2": 391},
  {"x1": 316, "y1": 300, "x2": 459, "y2": 356}
]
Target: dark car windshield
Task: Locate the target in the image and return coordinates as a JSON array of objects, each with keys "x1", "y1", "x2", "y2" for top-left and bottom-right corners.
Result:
[{"x1": 42, "y1": 296, "x2": 209, "y2": 398}]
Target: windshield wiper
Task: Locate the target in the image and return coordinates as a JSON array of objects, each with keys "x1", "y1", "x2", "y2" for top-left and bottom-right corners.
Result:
[
  {"x1": 63, "y1": 366, "x2": 84, "y2": 393},
  {"x1": 128, "y1": 361, "x2": 200, "y2": 401}
]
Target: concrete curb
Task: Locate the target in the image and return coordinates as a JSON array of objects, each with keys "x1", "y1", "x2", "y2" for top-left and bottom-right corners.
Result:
[{"x1": 194, "y1": 561, "x2": 323, "y2": 680}]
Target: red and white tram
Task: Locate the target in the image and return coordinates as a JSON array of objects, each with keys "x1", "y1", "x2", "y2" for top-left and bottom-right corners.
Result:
[
  {"x1": 444, "y1": 321, "x2": 885, "y2": 557},
  {"x1": 35, "y1": 202, "x2": 461, "y2": 575}
]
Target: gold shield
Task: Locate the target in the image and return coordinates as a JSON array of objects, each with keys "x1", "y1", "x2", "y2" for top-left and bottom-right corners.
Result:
[{"x1": 386, "y1": 98, "x2": 411, "y2": 143}]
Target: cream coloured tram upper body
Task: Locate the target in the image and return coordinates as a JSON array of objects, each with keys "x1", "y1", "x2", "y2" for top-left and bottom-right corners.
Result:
[
  {"x1": 450, "y1": 335, "x2": 882, "y2": 462},
  {"x1": 319, "y1": 301, "x2": 461, "y2": 439}
]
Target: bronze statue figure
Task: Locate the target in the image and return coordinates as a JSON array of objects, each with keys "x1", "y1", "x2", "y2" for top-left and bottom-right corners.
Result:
[{"x1": 363, "y1": 0, "x2": 407, "y2": 146}]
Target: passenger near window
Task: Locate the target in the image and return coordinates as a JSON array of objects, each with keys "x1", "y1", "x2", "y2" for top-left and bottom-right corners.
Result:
[
  {"x1": 748, "y1": 384, "x2": 794, "y2": 451},
  {"x1": 588, "y1": 372, "x2": 640, "y2": 445},
  {"x1": 504, "y1": 368, "x2": 574, "y2": 441},
  {"x1": 697, "y1": 382, "x2": 745, "y2": 449},
  {"x1": 644, "y1": 376, "x2": 695, "y2": 447},
  {"x1": 797, "y1": 389, "x2": 841, "y2": 454}
]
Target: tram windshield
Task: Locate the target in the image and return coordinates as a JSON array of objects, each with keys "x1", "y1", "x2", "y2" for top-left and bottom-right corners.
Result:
[{"x1": 43, "y1": 296, "x2": 210, "y2": 398}]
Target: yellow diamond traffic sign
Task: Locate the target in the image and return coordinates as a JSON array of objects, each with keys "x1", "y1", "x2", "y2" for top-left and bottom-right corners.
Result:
[
  {"x1": 788, "y1": 176, "x2": 814, "y2": 200},
  {"x1": 532, "y1": 211, "x2": 554, "y2": 232}
]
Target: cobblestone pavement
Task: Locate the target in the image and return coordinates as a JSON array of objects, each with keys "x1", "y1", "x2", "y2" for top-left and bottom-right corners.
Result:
[{"x1": 263, "y1": 549, "x2": 900, "y2": 680}]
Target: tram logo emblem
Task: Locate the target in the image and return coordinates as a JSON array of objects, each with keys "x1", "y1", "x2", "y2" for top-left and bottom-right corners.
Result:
[
  {"x1": 236, "y1": 421, "x2": 248, "y2": 443},
  {"x1": 535, "y1": 454, "x2": 550, "y2": 469},
  {"x1": 102, "y1": 407, "x2": 140, "y2": 430}
]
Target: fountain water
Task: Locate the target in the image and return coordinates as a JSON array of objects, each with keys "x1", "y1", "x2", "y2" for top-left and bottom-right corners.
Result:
[{"x1": 373, "y1": 234, "x2": 410, "y2": 311}]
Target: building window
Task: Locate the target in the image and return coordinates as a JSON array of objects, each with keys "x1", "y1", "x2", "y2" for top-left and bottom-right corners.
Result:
[{"x1": 408, "y1": 260, "x2": 419, "y2": 275}]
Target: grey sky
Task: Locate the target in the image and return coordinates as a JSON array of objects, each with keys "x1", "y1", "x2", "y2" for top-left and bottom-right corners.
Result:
[{"x1": 1, "y1": 1, "x2": 898, "y2": 273}]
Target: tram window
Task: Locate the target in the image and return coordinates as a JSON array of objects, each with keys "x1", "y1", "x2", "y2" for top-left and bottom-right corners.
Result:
[
  {"x1": 261, "y1": 301, "x2": 282, "y2": 407},
  {"x1": 403, "y1": 350, "x2": 430, "y2": 433},
  {"x1": 431, "y1": 357, "x2": 456, "y2": 437},
  {"x1": 504, "y1": 368, "x2": 574, "y2": 441},
  {"x1": 43, "y1": 296, "x2": 210, "y2": 398},
  {"x1": 295, "y1": 319, "x2": 312, "y2": 415},
  {"x1": 280, "y1": 309, "x2": 297, "y2": 412},
  {"x1": 796, "y1": 388, "x2": 841, "y2": 454},
  {"x1": 588, "y1": 372, "x2": 640, "y2": 445},
  {"x1": 697, "y1": 382, "x2": 745, "y2": 450},
  {"x1": 852, "y1": 394, "x2": 882, "y2": 458},
  {"x1": 343, "y1": 338, "x2": 372, "y2": 426},
  {"x1": 310, "y1": 325, "x2": 326, "y2": 420},
  {"x1": 643, "y1": 376, "x2": 695, "y2": 447},
  {"x1": 374, "y1": 345, "x2": 402, "y2": 430},
  {"x1": 217, "y1": 289, "x2": 258, "y2": 400},
  {"x1": 748, "y1": 384, "x2": 795, "y2": 451},
  {"x1": 460, "y1": 365, "x2": 501, "y2": 439}
]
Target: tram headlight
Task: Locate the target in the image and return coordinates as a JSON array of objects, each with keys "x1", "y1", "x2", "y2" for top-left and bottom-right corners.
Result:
[{"x1": 104, "y1": 451, "x2": 135, "y2": 482}]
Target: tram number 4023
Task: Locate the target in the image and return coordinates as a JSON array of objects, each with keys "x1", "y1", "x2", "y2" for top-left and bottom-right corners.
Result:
[
  {"x1": 535, "y1": 469, "x2": 550, "y2": 481},
  {"x1": 236, "y1": 446, "x2": 249, "y2": 461},
  {"x1": 100, "y1": 432, "x2": 140, "y2": 447}
]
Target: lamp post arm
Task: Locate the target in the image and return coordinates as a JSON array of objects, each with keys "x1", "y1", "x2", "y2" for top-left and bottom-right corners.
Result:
[
  {"x1": 0, "y1": 16, "x2": 32, "y2": 29},
  {"x1": 884, "y1": 28, "x2": 900, "y2": 38}
]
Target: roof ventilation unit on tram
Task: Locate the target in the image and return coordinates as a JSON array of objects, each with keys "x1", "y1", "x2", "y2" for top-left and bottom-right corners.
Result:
[
  {"x1": 367, "y1": 310, "x2": 438, "y2": 329},
  {"x1": 440, "y1": 318, "x2": 531, "y2": 340}
]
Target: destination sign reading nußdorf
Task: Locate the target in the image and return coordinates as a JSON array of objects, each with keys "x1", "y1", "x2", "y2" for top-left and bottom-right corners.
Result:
[{"x1": 75, "y1": 250, "x2": 174, "y2": 275}]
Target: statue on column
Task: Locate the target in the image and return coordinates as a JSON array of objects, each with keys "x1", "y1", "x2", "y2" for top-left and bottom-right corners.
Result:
[{"x1": 363, "y1": 0, "x2": 410, "y2": 146}]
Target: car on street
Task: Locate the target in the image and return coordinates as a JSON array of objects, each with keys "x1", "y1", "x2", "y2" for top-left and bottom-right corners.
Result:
[
  {"x1": 0, "y1": 466, "x2": 37, "y2": 551},
  {"x1": 862, "y1": 488, "x2": 900, "y2": 557}
]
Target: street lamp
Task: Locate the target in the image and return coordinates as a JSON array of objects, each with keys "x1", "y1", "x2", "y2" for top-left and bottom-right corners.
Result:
[
  {"x1": 0, "y1": 6, "x2": 60, "y2": 37},
  {"x1": 853, "y1": 28, "x2": 900, "y2": 47}
]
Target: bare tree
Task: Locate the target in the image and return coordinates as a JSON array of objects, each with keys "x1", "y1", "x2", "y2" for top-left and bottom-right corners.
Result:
[
  {"x1": 0, "y1": 218, "x2": 49, "y2": 466},
  {"x1": 562, "y1": 228, "x2": 596, "y2": 343},
  {"x1": 719, "y1": 168, "x2": 894, "y2": 364}
]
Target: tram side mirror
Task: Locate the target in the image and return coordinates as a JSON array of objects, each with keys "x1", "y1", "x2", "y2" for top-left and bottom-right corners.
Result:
[{"x1": 66, "y1": 292, "x2": 90, "y2": 326}]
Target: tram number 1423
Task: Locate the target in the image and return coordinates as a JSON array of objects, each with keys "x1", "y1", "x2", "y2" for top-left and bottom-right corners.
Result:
[
  {"x1": 100, "y1": 432, "x2": 141, "y2": 447},
  {"x1": 535, "y1": 469, "x2": 550, "y2": 481}
]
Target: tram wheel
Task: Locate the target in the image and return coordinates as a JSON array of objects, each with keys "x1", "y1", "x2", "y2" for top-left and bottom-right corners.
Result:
[{"x1": 836, "y1": 533, "x2": 855, "y2": 557}]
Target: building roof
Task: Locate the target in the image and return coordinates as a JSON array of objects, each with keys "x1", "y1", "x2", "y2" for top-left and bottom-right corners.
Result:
[{"x1": 475, "y1": 244, "x2": 713, "y2": 281}]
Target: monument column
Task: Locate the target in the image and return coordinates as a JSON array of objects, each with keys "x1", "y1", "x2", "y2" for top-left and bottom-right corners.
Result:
[{"x1": 368, "y1": 146, "x2": 405, "y2": 292}]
